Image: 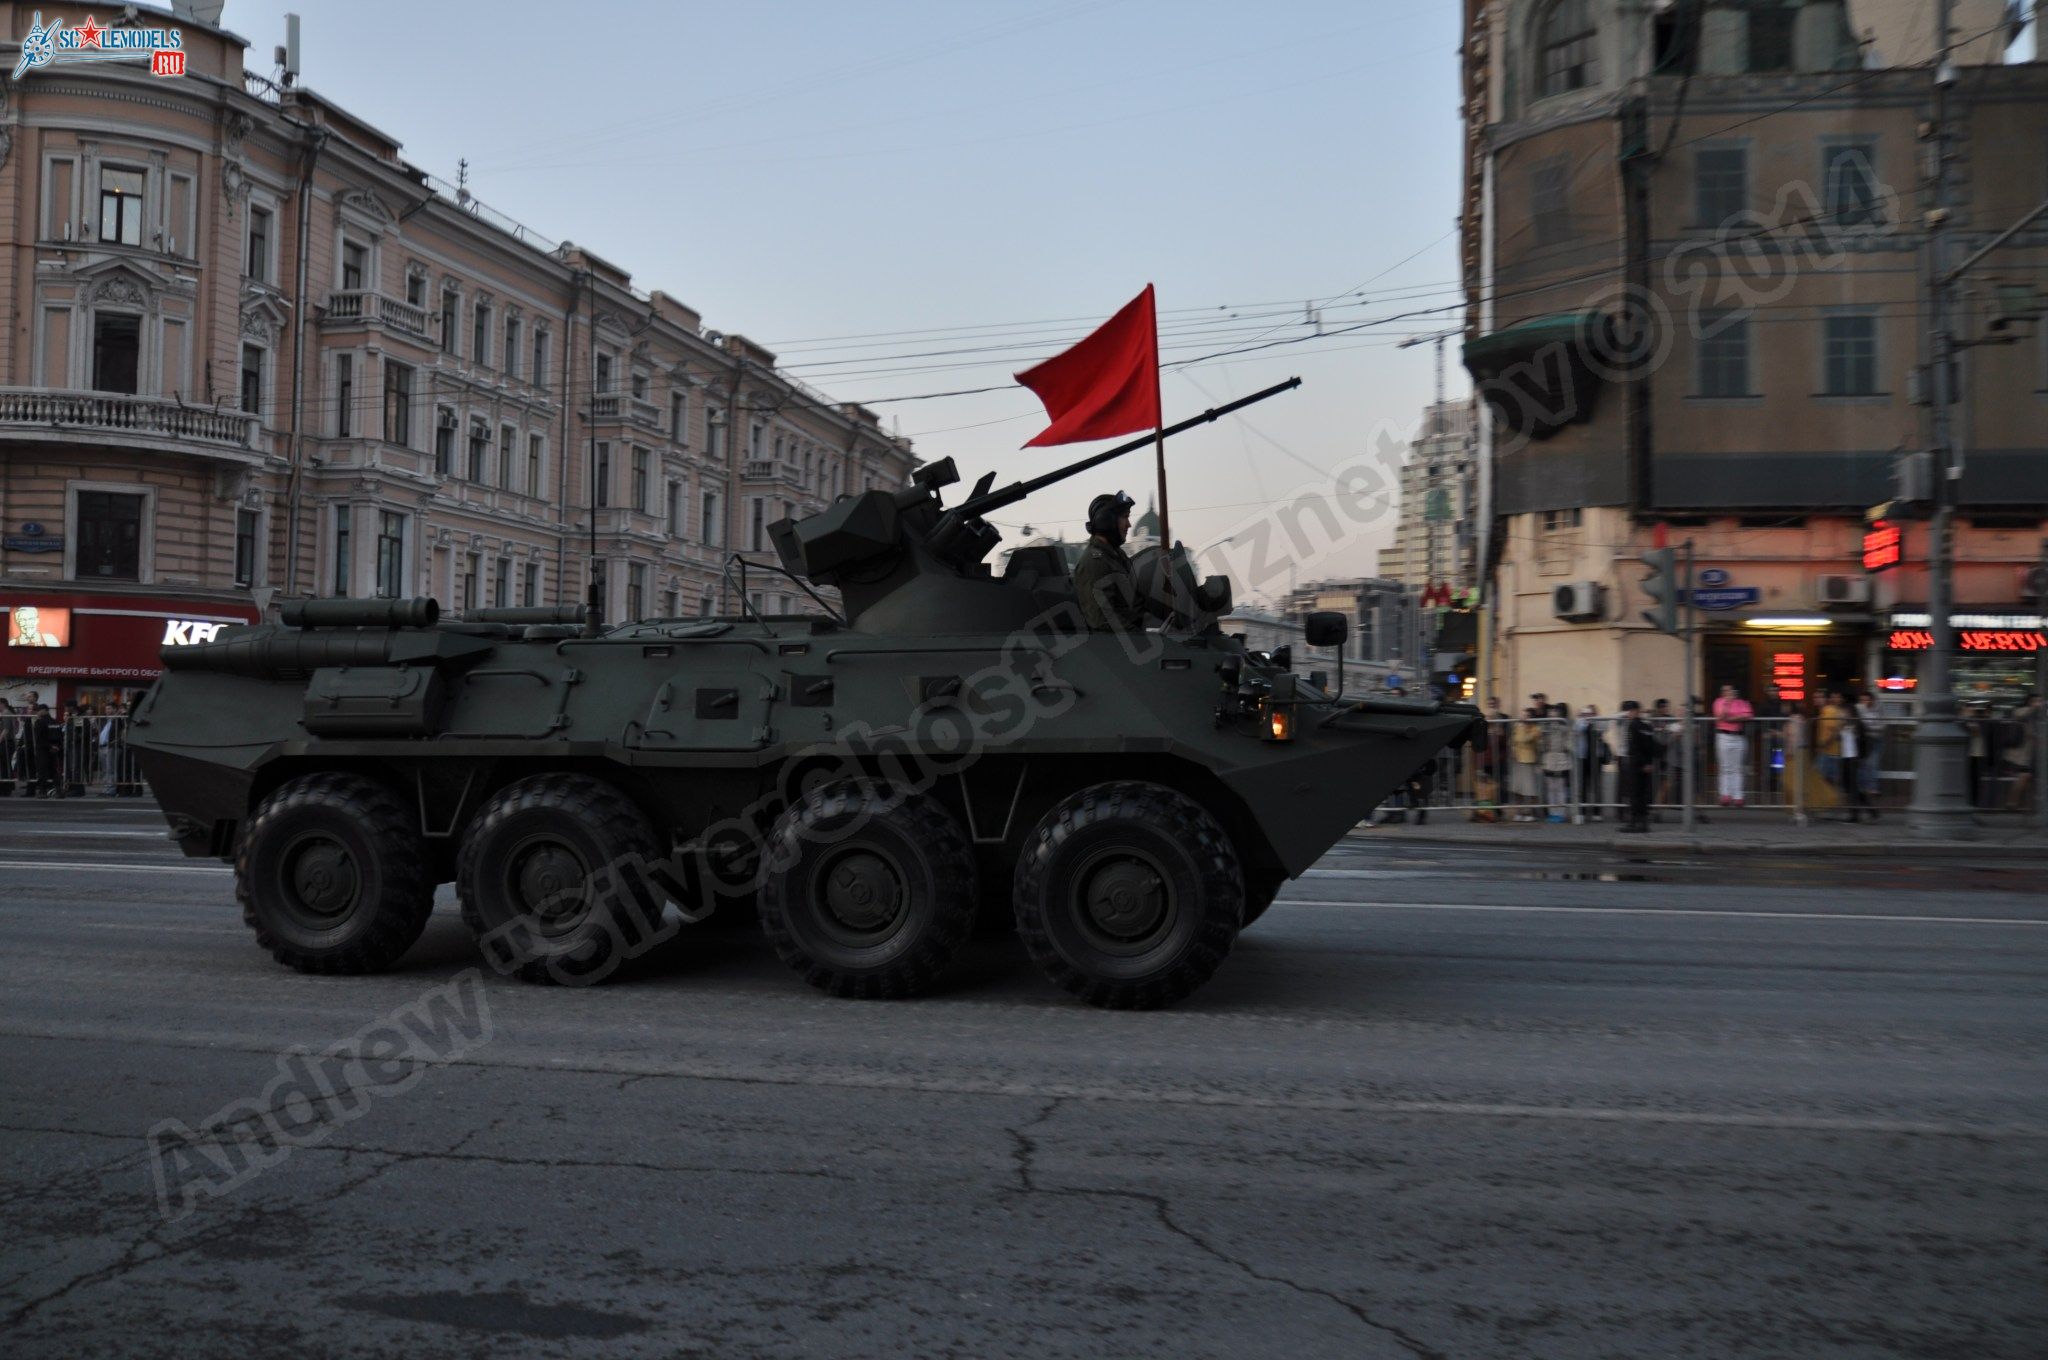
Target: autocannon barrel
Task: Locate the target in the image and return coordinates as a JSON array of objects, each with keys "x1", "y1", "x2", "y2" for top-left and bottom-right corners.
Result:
[
  {"x1": 162, "y1": 629, "x2": 395, "y2": 678},
  {"x1": 465, "y1": 605, "x2": 588, "y2": 626},
  {"x1": 277, "y1": 597, "x2": 439, "y2": 630}
]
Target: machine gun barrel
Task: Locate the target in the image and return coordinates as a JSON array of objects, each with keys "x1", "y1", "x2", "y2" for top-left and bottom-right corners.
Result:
[{"x1": 952, "y1": 377, "x2": 1301, "y2": 522}]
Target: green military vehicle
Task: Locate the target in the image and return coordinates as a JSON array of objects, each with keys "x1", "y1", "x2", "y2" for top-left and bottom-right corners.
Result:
[{"x1": 130, "y1": 387, "x2": 1480, "y2": 1008}]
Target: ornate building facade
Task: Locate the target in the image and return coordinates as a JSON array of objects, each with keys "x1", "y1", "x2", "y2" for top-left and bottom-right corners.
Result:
[{"x1": 0, "y1": 3, "x2": 915, "y2": 708}]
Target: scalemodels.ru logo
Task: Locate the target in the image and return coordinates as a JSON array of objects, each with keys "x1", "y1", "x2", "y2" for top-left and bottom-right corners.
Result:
[{"x1": 12, "y1": 11, "x2": 186, "y2": 81}]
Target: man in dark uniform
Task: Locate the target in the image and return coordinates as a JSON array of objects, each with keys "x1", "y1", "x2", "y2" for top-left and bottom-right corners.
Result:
[
  {"x1": 1070, "y1": 491, "x2": 1147, "y2": 632},
  {"x1": 1617, "y1": 699, "x2": 1657, "y2": 832}
]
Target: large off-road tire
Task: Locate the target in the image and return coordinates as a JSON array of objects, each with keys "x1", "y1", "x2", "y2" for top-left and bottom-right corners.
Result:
[
  {"x1": 1241, "y1": 874, "x2": 1284, "y2": 929},
  {"x1": 236, "y1": 772, "x2": 434, "y2": 974},
  {"x1": 457, "y1": 774, "x2": 665, "y2": 985},
  {"x1": 1013, "y1": 781, "x2": 1242, "y2": 1009},
  {"x1": 758, "y1": 782, "x2": 978, "y2": 999}
]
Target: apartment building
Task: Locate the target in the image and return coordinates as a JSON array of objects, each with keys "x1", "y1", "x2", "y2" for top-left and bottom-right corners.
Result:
[
  {"x1": 0, "y1": 3, "x2": 915, "y2": 709},
  {"x1": 1459, "y1": 0, "x2": 2046, "y2": 714},
  {"x1": 1376, "y1": 398, "x2": 1478, "y2": 598}
]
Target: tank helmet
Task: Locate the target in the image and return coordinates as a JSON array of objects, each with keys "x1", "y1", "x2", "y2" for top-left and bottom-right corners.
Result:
[{"x1": 1086, "y1": 490, "x2": 1135, "y2": 541}]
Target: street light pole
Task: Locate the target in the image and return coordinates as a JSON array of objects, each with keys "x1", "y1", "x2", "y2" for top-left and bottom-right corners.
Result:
[{"x1": 1908, "y1": 0, "x2": 1977, "y2": 839}]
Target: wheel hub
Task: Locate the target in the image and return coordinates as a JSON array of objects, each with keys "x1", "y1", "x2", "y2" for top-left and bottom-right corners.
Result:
[
  {"x1": 285, "y1": 836, "x2": 359, "y2": 918},
  {"x1": 821, "y1": 850, "x2": 904, "y2": 932},
  {"x1": 1081, "y1": 855, "x2": 1167, "y2": 940},
  {"x1": 513, "y1": 841, "x2": 589, "y2": 921}
]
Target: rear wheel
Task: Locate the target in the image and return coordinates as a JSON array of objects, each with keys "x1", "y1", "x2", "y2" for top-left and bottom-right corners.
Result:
[
  {"x1": 758, "y1": 782, "x2": 977, "y2": 999},
  {"x1": 1012, "y1": 781, "x2": 1242, "y2": 1009},
  {"x1": 457, "y1": 775, "x2": 666, "y2": 984},
  {"x1": 237, "y1": 773, "x2": 434, "y2": 974}
]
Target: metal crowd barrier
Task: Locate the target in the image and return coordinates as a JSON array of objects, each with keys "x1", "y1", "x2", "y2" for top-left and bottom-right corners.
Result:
[
  {"x1": 1, "y1": 713, "x2": 149, "y2": 799},
  {"x1": 1371, "y1": 713, "x2": 2042, "y2": 825}
]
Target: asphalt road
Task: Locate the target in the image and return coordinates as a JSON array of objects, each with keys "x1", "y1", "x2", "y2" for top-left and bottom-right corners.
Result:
[{"x1": 1, "y1": 798, "x2": 2043, "y2": 1359}]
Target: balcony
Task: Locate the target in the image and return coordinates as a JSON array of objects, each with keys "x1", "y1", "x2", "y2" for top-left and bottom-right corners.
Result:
[
  {"x1": 742, "y1": 459, "x2": 803, "y2": 487},
  {"x1": 320, "y1": 290, "x2": 434, "y2": 342},
  {"x1": 589, "y1": 391, "x2": 664, "y2": 432},
  {"x1": 0, "y1": 388, "x2": 260, "y2": 460}
]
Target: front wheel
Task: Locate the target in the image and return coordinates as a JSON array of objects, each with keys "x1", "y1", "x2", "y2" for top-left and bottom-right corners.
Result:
[
  {"x1": 236, "y1": 773, "x2": 434, "y2": 974},
  {"x1": 1012, "y1": 781, "x2": 1242, "y2": 1009}
]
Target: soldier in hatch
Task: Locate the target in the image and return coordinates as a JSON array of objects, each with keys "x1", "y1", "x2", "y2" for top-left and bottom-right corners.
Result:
[{"x1": 1071, "y1": 491, "x2": 1147, "y2": 633}]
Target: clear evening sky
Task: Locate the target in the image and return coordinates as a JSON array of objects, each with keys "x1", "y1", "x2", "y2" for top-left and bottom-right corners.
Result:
[{"x1": 226, "y1": 0, "x2": 1464, "y2": 596}]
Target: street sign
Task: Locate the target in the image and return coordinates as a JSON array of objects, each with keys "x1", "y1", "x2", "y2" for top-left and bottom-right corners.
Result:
[
  {"x1": 1697, "y1": 567, "x2": 1731, "y2": 588},
  {"x1": 1688, "y1": 586, "x2": 1762, "y2": 611}
]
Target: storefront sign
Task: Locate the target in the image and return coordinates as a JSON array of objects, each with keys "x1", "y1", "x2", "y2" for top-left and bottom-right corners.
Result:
[
  {"x1": 1770, "y1": 651, "x2": 1807, "y2": 703},
  {"x1": 1888, "y1": 629, "x2": 2042, "y2": 653},
  {"x1": 161, "y1": 619, "x2": 231, "y2": 645},
  {"x1": 1862, "y1": 521, "x2": 1902, "y2": 573},
  {"x1": 1, "y1": 594, "x2": 259, "y2": 697}
]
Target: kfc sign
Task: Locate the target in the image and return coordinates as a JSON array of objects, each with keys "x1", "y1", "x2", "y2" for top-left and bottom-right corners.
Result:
[{"x1": 162, "y1": 619, "x2": 228, "y2": 646}]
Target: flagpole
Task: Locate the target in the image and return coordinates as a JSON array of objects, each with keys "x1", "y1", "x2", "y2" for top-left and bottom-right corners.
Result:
[{"x1": 1154, "y1": 426, "x2": 1171, "y2": 547}]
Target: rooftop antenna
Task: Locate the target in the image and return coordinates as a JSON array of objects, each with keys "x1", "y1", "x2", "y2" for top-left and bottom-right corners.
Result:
[
  {"x1": 456, "y1": 158, "x2": 472, "y2": 209},
  {"x1": 275, "y1": 12, "x2": 300, "y2": 87}
]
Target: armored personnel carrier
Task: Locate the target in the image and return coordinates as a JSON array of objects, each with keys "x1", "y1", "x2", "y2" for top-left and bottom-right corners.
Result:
[{"x1": 131, "y1": 385, "x2": 1481, "y2": 1008}]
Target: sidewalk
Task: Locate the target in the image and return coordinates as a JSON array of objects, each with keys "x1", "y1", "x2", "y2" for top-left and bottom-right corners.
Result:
[{"x1": 1349, "y1": 808, "x2": 2048, "y2": 860}]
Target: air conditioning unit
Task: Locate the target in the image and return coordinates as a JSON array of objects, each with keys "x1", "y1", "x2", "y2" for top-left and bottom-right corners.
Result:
[
  {"x1": 1818, "y1": 574, "x2": 1872, "y2": 607},
  {"x1": 1552, "y1": 581, "x2": 1604, "y2": 621}
]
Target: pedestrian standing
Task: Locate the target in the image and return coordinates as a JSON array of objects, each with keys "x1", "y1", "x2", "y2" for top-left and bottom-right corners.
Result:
[
  {"x1": 1834, "y1": 690, "x2": 1877, "y2": 822},
  {"x1": 1617, "y1": 700, "x2": 1656, "y2": 832},
  {"x1": 1540, "y1": 703, "x2": 1572, "y2": 823},
  {"x1": 1854, "y1": 690, "x2": 1883, "y2": 807},
  {"x1": 1573, "y1": 704, "x2": 1609, "y2": 821},
  {"x1": 1965, "y1": 703, "x2": 1991, "y2": 807},
  {"x1": 2003, "y1": 695, "x2": 2039, "y2": 812},
  {"x1": 1509, "y1": 707, "x2": 1543, "y2": 821},
  {"x1": 1711, "y1": 684, "x2": 1753, "y2": 807}
]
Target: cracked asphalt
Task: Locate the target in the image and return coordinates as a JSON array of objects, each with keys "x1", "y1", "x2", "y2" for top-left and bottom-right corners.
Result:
[{"x1": 2, "y1": 799, "x2": 2044, "y2": 1359}]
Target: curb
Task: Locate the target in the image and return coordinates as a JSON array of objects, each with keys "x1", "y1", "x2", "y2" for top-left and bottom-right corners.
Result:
[{"x1": 1344, "y1": 825, "x2": 2048, "y2": 860}]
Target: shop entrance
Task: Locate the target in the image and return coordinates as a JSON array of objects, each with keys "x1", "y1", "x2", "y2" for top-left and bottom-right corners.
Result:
[{"x1": 1703, "y1": 633, "x2": 1867, "y2": 716}]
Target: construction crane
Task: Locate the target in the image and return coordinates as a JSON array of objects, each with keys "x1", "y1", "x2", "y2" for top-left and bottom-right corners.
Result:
[{"x1": 1397, "y1": 327, "x2": 1462, "y2": 434}]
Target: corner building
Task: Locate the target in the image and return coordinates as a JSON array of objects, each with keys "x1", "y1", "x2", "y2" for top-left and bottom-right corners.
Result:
[
  {"x1": 0, "y1": 3, "x2": 915, "y2": 709},
  {"x1": 1460, "y1": 0, "x2": 2046, "y2": 714}
]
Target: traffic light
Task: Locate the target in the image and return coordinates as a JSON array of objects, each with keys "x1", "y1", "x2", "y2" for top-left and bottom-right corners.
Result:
[{"x1": 1641, "y1": 546, "x2": 1679, "y2": 635}]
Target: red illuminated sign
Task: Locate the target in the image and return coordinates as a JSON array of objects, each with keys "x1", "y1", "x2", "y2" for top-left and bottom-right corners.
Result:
[
  {"x1": 1888, "y1": 629, "x2": 2042, "y2": 653},
  {"x1": 1878, "y1": 676, "x2": 1918, "y2": 692},
  {"x1": 1862, "y1": 521, "x2": 1902, "y2": 573},
  {"x1": 1771, "y1": 651, "x2": 1807, "y2": 702}
]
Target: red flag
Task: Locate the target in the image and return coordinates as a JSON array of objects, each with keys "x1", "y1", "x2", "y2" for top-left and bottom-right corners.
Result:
[{"x1": 1015, "y1": 285, "x2": 1160, "y2": 448}]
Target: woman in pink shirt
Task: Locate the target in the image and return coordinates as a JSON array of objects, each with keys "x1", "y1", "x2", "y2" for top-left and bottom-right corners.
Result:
[{"x1": 1711, "y1": 684, "x2": 1754, "y2": 806}]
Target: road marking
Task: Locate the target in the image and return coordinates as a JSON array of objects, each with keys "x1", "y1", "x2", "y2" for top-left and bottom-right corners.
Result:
[
  {"x1": 1272, "y1": 898, "x2": 2048, "y2": 926},
  {"x1": 0, "y1": 860, "x2": 230, "y2": 875},
  {"x1": 0, "y1": 829, "x2": 167, "y2": 838}
]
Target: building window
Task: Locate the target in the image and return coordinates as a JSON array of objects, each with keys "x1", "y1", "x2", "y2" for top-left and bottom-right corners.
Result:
[
  {"x1": 504, "y1": 315, "x2": 521, "y2": 380},
  {"x1": 384, "y1": 360, "x2": 414, "y2": 445},
  {"x1": 1823, "y1": 314, "x2": 1879, "y2": 396},
  {"x1": 340, "y1": 239, "x2": 367, "y2": 292},
  {"x1": 631, "y1": 370, "x2": 649, "y2": 401},
  {"x1": 472, "y1": 300, "x2": 492, "y2": 367},
  {"x1": 501, "y1": 424, "x2": 518, "y2": 490},
  {"x1": 469, "y1": 419, "x2": 490, "y2": 482},
  {"x1": 523, "y1": 561, "x2": 540, "y2": 607},
  {"x1": 531, "y1": 329, "x2": 548, "y2": 385},
  {"x1": 440, "y1": 287, "x2": 459, "y2": 353},
  {"x1": 701, "y1": 489, "x2": 722, "y2": 547},
  {"x1": 240, "y1": 344, "x2": 264, "y2": 416},
  {"x1": 462, "y1": 553, "x2": 479, "y2": 614},
  {"x1": 631, "y1": 447, "x2": 650, "y2": 512},
  {"x1": 594, "y1": 441, "x2": 611, "y2": 507},
  {"x1": 76, "y1": 491, "x2": 144, "y2": 581},
  {"x1": 626, "y1": 563, "x2": 646, "y2": 621},
  {"x1": 99, "y1": 166, "x2": 145, "y2": 246},
  {"x1": 405, "y1": 268, "x2": 426, "y2": 308},
  {"x1": 1747, "y1": 6, "x2": 1796, "y2": 72},
  {"x1": 595, "y1": 352, "x2": 614, "y2": 394},
  {"x1": 1694, "y1": 146, "x2": 1746, "y2": 227},
  {"x1": 247, "y1": 206, "x2": 271, "y2": 281},
  {"x1": 750, "y1": 497, "x2": 765, "y2": 550},
  {"x1": 1532, "y1": 161, "x2": 1569, "y2": 246},
  {"x1": 707, "y1": 408, "x2": 726, "y2": 459},
  {"x1": 750, "y1": 421, "x2": 765, "y2": 459},
  {"x1": 336, "y1": 353, "x2": 354, "y2": 437},
  {"x1": 332, "y1": 505, "x2": 352, "y2": 597},
  {"x1": 91, "y1": 314, "x2": 141, "y2": 393},
  {"x1": 666, "y1": 481, "x2": 682, "y2": 535},
  {"x1": 663, "y1": 589, "x2": 678, "y2": 618},
  {"x1": 375, "y1": 511, "x2": 406, "y2": 599},
  {"x1": 670, "y1": 391, "x2": 687, "y2": 444},
  {"x1": 1696, "y1": 312, "x2": 1751, "y2": 397},
  {"x1": 434, "y1": 408, "x2": 456, "y2": 475},
  {"x1": 493, "y1": 556, "x2": 511, "y2": 608},
  {"x1": 234, "y1": 507, "x2": 259, "y2": 587},
  {"x1": 1536, "y1": 0, "x2": 1597, "y2": 98},
  {"x1": 1823, "y1": 143, "x2": 1881, "y2": 228},
  {"x1": 527, "y1": 433, "x2": 544, "y2": 497}
]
